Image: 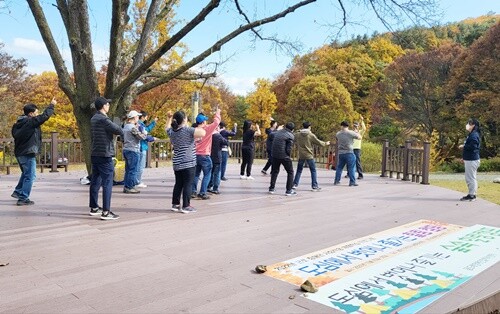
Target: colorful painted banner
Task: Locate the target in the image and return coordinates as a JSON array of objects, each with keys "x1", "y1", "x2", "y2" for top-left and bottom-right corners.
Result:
[
  {"x1": 305, "y1": 224, "x2": 500, "y2": 313},
  {"x1": 265, "y1": 220, "x2": 463, "y2": 286}
]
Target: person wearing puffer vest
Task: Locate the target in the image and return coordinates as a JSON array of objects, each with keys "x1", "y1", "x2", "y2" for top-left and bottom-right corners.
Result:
[{"x1": 292, "y1": 122, "x2": 330, "y2": 191}]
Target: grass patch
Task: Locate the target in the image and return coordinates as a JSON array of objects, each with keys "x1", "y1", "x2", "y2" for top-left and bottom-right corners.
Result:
[{"x1": 431, "y1": 179, "x2": 500, "y2": 205}]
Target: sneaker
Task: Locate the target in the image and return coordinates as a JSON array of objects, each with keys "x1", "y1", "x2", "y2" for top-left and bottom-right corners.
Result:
[
  {"x1": 460, "y1": 194, "x2": 476, "y2": 202},
  {"x1": 191, "y1": 192, "x2": 198, "y2": 199},
  {"x1": 240, "y1": 175, "x2": 247, "y2": 180},
  {"x1": 197, "y1": 194, "x2": 210, "y2": 200},
  {"x1": 11, "y1": 191, "x2": 21, "y2": 199},
  {"x1": 181, "y1": 206, "x2": 197, "y2": 214},
  {"x1": 357, "y1": 176, "x2": 364, "y2": 180},
  {"x1": 311, "y1": 187, "x2": 322, "y2": 192},
  {"x1": 208, "y1": 190, "x2": 220, "y2": 195},
  {"x1": 221, "y1": 177, "x2": 228, "y2": 181},
  {"x1": 100, "y1": 211, "x2": 119, "y2": 220},
  {"x1": 268, "y1": 188, "x2": 275, "y2": 194},
  {"x1": 292, "y1": 184, "x2": 298, "y2": 190},
  {"x1": 285, "y1": 190, "x2": 297, "y2": 196},
  {"x1": 349, "y1": 183, "x2": 359, "y2": 187},
  {"x1": 135, "y1": 182, "x2": 147, "y2": 188},
  {"x1": 17, "y1": 199, "x2": 34, "y2": 206},
  {"x1": 246, "y1": 176, "x2": 255, "y2": 180},
  {"x1": 261, "y1": 170, "x2": 267, "y2": 175},
  {"x1": 334, "y1": 181, "x2": 340, "y2": 185},
  {"x1": 89, "y1": 207, "x2": 103, "y2": 216},
  {"x1": 171, "y1": 204, "x2": 181, "y2": 212},
  {"x1": 123, "y1": 187, "x2": 140, "y2": 194}
]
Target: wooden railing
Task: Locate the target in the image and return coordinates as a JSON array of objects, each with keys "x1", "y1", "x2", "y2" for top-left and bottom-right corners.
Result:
[{"x1": 380, "y1": 140, "x2": 430, "y2": 184}]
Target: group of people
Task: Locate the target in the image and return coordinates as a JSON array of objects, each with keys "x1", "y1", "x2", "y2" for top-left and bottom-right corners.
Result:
[{"x1": 10, "y1": 97, "x2": 483, "y2": 221}]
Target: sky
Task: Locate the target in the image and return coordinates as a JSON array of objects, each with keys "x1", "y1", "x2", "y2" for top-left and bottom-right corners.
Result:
[{"x1": 0, "y1": 0, "x2": 498, "y2": 96}]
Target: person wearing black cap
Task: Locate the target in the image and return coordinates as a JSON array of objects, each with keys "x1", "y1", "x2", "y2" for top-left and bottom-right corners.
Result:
[
  {"x1": 11, "y1": 97, "x2": 57, "y2": 205},
  {"x1": 89, "y1": 97, "x2": 124, "y2": 220},
  {"x1": 268, "y1": 122, "x2": 296, "y2": 196},
  {"x1": 334, "y1": 121, "x2": 361, "y2": 186}
]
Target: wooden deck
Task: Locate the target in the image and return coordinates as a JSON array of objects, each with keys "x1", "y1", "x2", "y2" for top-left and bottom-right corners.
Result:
[{"x1": 0, "y1": 162, "x2": 499, "y2": 313}]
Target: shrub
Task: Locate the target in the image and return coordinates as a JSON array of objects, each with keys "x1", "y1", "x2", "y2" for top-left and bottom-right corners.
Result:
[
  {"x1": 361, "y1": 141, "x2": 382, "y2": 173},
  {"x1": 478, "y1": 157, "x2": 500, "y2": 172},
  {"x1": 437, "y1": 158, "x2": 464, "y2": 173}
]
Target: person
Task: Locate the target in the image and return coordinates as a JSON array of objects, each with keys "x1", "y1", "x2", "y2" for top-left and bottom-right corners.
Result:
[
  {"x1": 459, "y1": 118, "x2": 481, "y2": 201},
  {"x1": 240, "y1": 120, "x2": 261, "y2": 180},
  {"x1": 334, "y1": 121, "x2": 362, "y2": 187},
  {"x1": 261, "y1": 120, "x2": 278, "y2": 175},
  {"x1": 292, "y1": 121, "x2": 330, "y2": 191},
  {"x1": 192, "y1": 108, "x2": 221, "y2": 200},
  {"x1": 352, "y1": 115, "x2": 366, "y2": 179},
  {"x1": 122, "y1": 110, "x2": 147, "y2": 194},
  {"x1": 268, "y1": 122, "x2": 296, "y2": 196},
  {"x1": 207, "y1": 127, "x2": 228, "y2": 194},
  {"x1": 89, "y1": 97, "x2": 124, "y2": 220},
  {"x1": 11, "y1": 98, "x2": 56, "y2": 205},
  {"x1": 166, "y1": 111, "x2": 206, "y2": 213},
  {"x1": 136, "y1": 111, "x2": 158, "y2": 188},
  {"x1": 219, "y1": 121, "x2": 237, "y2": 181}
]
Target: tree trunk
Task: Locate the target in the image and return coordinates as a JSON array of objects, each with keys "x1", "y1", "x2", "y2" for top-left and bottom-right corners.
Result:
[{"x1": 73, "y1": 103, "x2": 94, "y2": 175}]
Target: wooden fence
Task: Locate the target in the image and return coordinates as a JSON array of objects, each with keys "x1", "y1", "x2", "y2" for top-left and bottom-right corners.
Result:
[{"x1": 380, "y1": 140, "x2": 430, "y2": 184}]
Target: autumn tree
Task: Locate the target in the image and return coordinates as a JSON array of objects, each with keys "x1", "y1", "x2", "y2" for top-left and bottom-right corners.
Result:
[
  {"x1": 286, "y1": 74, "x2": 355, "y2": 140},
  {"x1": 25, "y1": 0, "x2": 438, "y2": 172},
  {"x1": 246, "y1": 79, "x2": 277, "y2": 128},
  {"x1": 447, "y1": 22, "x2": 500, "y2": 156}
]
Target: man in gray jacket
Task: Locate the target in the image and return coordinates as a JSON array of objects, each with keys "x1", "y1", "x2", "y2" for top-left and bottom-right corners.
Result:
[
  {"x1": 268, "y1": 122, "x2": 296, "y2": 196},
  {"x1": 89, "y1": 97, "x2": 124, "y2": 220}
]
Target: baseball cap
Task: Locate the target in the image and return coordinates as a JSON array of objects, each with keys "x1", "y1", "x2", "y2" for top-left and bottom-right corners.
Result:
[
  {"x1": 94, "y1": 97, "x2": 112, "y2": 110},
  {"x1": 127, "y1": 110, "x2": 142, "y2": 119},
  {"x1": 196, "y1": 113, "x2": 209, "y2": 124}
]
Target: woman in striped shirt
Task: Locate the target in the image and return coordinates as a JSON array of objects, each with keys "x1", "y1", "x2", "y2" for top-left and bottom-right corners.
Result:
[{"x1": 166, "y1": 111, "x2": 205, "y2": 213}]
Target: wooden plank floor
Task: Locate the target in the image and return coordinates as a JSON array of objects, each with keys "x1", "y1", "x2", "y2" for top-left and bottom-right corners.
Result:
[{"x1": 0, "y1": 162, "x2": 499, "y2": 313}]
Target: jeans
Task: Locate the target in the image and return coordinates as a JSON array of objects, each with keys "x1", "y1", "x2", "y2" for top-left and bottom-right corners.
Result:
[
  {"x1": 240, "y1": 146, "x2": 254, "y2": 176},
  {"x1": 209, "y1": 163, "x2": 221, "y2": 191},
  {"x1": 192, "y1": 155, "x2": 213, "y2": 195},
  {"x1": 123, "y1": 150, "x2": 140, "y2": 189},
  {"x1": 137, "y1": 150, "x2": 147, "y2": 183},
  {"x1": 220, "y1": 150, "x2": 229, "y2": 178},
  {"x1": 173, "y1": 166, "x2": 195, "y2": 208},
  {"x1": 269, "y1": 158, "x2": 294, "y2": 192},
  {"x1": 293, "y1": 159, "x2": 318, "y2": 188},
  {"x1": 353, "y1": 149, "x2": 363, "y2": 178},
  {"x1": 89, "y1": 156, "x2": 114, "y2": 211},
  {"x1": 14, "y1": 155, "x2": 37, "y2": 201},
  {"x1": 464, "y1": 159, "x2": 480, "y2": 195},
  {"x1": 335, "y1": 153, "x2": 357, "y2": 185}
]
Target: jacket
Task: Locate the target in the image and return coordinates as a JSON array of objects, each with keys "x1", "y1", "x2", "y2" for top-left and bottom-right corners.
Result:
[
  {"x1": 271, "y1": 128, "x2": 294, "y2": 160},
  {"x1": 210, "y1": 132, "x2": 228, "y2": 164},
  {"x1": 12, "y1": 104, "x2": 54, "y2": 156},
  {"x1": 295, "y1": 128, "x2": 327, "y2": 160},
  {"x1": 91, "y1": 112, "x2": 124, "y2": 157},
  {"x1": 352, "y1": 121, "x2": 366, "y2": 150},
  {"x1": 138, "y1": 120, "x2": 156, "y2": 152},
  {"x1": 463, "y1": 130, "x2": 480, "y2": 161}
]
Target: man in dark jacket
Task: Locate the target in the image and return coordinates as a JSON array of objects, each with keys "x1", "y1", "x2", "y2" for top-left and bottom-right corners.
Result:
[
  {"x1": 11, "y1": 98, "x2": 56, "y2": 205},
  {"x1": 268, "y1": 122, "x2": 296, "y2": 196},
  {"x1": 89, "y1": 97, "x2": 124, "y2": 220},
  {"x1": 208, "y1": 128, "x2": 228, "y2": 194}
]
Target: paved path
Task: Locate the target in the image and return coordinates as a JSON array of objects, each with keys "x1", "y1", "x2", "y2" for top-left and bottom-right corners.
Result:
[{"x1": 0, "y1": 164, "x2": 499, "y2": 313}]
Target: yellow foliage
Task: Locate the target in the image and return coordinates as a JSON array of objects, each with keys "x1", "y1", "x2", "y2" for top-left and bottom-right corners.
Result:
[{"x1": 246, "y1": 79, "x2": 277, "y2": 127}]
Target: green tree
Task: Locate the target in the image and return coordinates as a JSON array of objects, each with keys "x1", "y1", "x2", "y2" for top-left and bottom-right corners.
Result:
[{"x1": 286, "y1": 75, "x2": 354, "y2": 140}]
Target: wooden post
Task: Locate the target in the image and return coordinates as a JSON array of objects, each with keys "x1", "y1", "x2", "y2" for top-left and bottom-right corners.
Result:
[
  {"x1": 50, "y1": 132, "x2": 59, "y2": 173},
  {"x1": 402, "y1": 140, "x2": 411, "y2": 181},
  {"x1": 146, "y1": 142, "x2": 152, "y2": 168},
  {"x1": 421, "y1": 141, "x2": 431, "y2": 185},
  {"x1": 380, "y1": 140, "x2": 389, "y2": 177}
]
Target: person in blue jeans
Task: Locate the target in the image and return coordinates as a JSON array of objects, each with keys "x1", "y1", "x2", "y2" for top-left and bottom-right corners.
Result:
[
  {"x1": 208, "y1": 129, "x2": 228, "y2": 194},
  {"x1": 11, "y1": 98, "x2": 56, "y2": 205},
  {"x1": 89, "y1": 97, "x2": 124, "y2": 220},
  {"x1": 219, "y1": 121, "x2": 237, "y2": 181},
  {"x1": 293, "y1": 122, "x2": 330, "y2": 191},
  {"x1": 122, "y1": 110, "x2": 147, "y2": 193},
  {"x1": 334, "y1": 121, "x2": 361, "y2": 186},
  {"x1": 136, "y1": 111, "x2": 157, "y2": 188}
]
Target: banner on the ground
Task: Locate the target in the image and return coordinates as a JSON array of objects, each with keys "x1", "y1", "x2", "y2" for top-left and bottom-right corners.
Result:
[
  {"x1": 305, "y1": 224, "x2": 500, "y2": 313},
  {"x1": 265, "y1": 220, "x2": 463, "y2": 286}
]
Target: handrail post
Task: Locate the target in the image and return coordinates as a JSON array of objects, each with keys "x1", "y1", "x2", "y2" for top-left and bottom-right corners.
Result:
[
  {"x1": 380, "y1": 140, "x2": 389, "y2": 177},
  {"x1": 50, "y1": 132, "x2": 59, "y2": 173},
  {"x1": 421, "y1": 141, "x2": 431, "y2": 185},
  {"x1": 402, "y1": 140, "x2": 411, "y2": 181}
]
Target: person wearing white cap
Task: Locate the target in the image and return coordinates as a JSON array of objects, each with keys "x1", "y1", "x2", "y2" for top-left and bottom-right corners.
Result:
[{"x1": 122, "y1": 110, "x2": 147, "y2": 194}]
